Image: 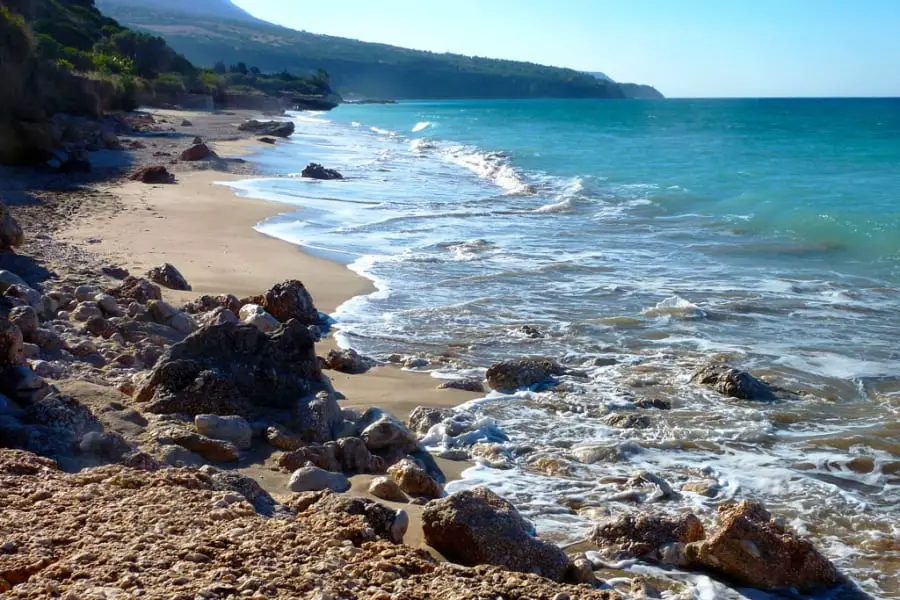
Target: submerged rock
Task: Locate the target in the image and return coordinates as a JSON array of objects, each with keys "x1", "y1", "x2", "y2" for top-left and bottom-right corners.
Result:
[
  {"x1": 692, "y1": 363, "x2": 776, "y2": 401},
  {"x1": 301, "y1": 162, "x2": 344, "y2": 180},
  {"x1": 485, "y1": 357, "x2": 567, "y2": 392},
  {"x1": 422, "y1": 487, "x2": 569, "y2": 581},
  {"x1": 146, "y1": 263, "x2": 192, "y2": 291}
]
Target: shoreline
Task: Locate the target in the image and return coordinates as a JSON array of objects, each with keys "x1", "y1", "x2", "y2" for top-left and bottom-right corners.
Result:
[{"x1": 57, "y1": 112, "x2": 483, "y2": 549}]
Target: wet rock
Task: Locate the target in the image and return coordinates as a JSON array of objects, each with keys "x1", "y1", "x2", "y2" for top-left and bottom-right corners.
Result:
[
  {"x1": 323, "y1": 348, "x2": 374, "y2": 374},
  {"x1": 71, "y1": 302, "x2": 103, "y2": 322},
  {"x1": 239, "y1": 304, "x2": 280, "y2": 332},
  {"x1": 171, "y1": 431, "x2": 240, "y2": 462},
  {"x1": 262, "y1": 280, "x2": 319, "y2": 325},
  {"x1": 9, "y1": 306, "x2": 37, "y2": 338},
  {"x1": 0, "y1": 198, "x2": 24, "y2": 250},
  {"x1": 566, "y1": 553, "x2": 597, "y2": 585},
  {"x1": 407, "y1": 406, "x2": 453, "y2": 437},
  {"x1": 134, "y1": 320, "x2": 321, "y2": 415},
  {"x1": 146, "y1": 263, "x2": 192, "y2": 291},
  {"x1": 635, "y1": 398, "x2": 671, "y2": 410},
  {"x1": 422, "y1": 487, "x2": 569, "y2": 581},
  {"x1": 388, "y1": 458, "x2": 443, "y2": 499},
  {"x1": 485, "y1": 357, "x2": 566, "y2": 392},
  {"x1": 266, "y1": 424, "x2": 305, "y2": 451},
  {"x1": 129, "y1": 165, "x2": 174, "y2": 184},
  {"x1": 369, "y1": 476, "x2": 408, "y2": 502},
  {"x1": 605, "y1": 413, "x2": 651, "y2": 429},
  {"x1": 238, "y1": 120, "x2": 295, "y2": 138},
  {"x1": 684, "y1": 500, "x2": 844, "y2": 592},
  {"x1": 590, "y1": 512, "x2": 705, "y2": 560},
  {"x1": 0, "y1": 320, "x2": 24, "y2": 367},
  {"x1": 258, "y1": 137, "x2": 277, "y2": 144},
  {"x1": 682, "y1": 480, "x2": 721, "y2": 498},
  {"x1": 692, "y1": 363, "x2": 776, "y2": 401},
  {"x1": 518, "y1": 325, "x2": 544, "y2": 339},
  {"x1": 110, "y1": 276, "x2": 163, "y2": 304},
  {"x1": 195, "y1": 414, "x2": 253, "y2": 450},
  {"x1": 179, "y1": 142, "x2": 216, "y2": 161},
  {"x1": 181, "y1": 119, "x2": 193, "y2": 127},
  {"x1": 301, "y1": 162, "x2": 344, "y2": 180},
  {"x1": 437, "y1": 379, "x2": 485, "y2": 393},
  {"x1": 288, "y1": 466, "x2": 351, "y2": 493}
]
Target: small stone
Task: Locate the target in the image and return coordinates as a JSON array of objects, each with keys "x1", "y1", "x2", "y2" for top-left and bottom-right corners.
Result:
[
  {"x1": 265, "y1": 424, "x2": 305, "y2": 451},
  {"x1": 171, "y1": 432, "x2": 240, "y2": 462},
  {"x1": 387, "y1": 458, "x2": 442, "y2": 499},
  {"x1": 9, "y1": 306, "x2": 38, "y2": 338},
  {"x1": 368, "y1": 476, "x2": 407, "y2": 502},
  {"x1": 74, "y1": 285, "x2": 99, "y2": 303}
]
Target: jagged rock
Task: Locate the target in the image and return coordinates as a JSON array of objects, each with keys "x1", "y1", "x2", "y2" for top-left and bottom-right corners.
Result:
[
  {"x1": 301, "y1": 163, "x2": 344, "y2": 180},
  {"x1": 238, "y1": 119, "x2": 295, "y2": 138},
  {"x1": 129, "y1": 165, "x2": 174, "y2": 184},
  {"x1": 135, "y1": 321, "x2": 321, "y2": 415},
  {"x1": 171, "y1": 431, "x2": 240, "y2": 462},
  {"x1": 437, "y1": 379, "x2": 485, "y2": 393},
  {"x1": 606, "y1": 413, "x2": 651, "y2": 429},
  {"x1": 262, "y1": 280, "x2": 318, "y2": 324},
  {"x1": 422, "y1": 487, "x2": 569, "y2": 581},
  {"x1": 258, "y1": 137, "x2": 276, "y2": 144},
  {"x1": 288, "y1": 466, "x2": 350, "y2": 493},
  {"x1": 238, "y1": 303, "x2": 280, "y2": 332},
  {"x1": 295, "y1": 391, "x2": 343, "y2": 443},
  {"x1": 324, "y1": 348, "x2": 374, "y2": 374},
  {"x1": 278, "y1": 443, "x2": 341, "y2": 472},
  {"x1": 265, "y1": 424, "x2": 305, "y2": 451},
  {"x1": 79, "y1": 431, "x2": 131, "y2": 460},
  {"x1": 368, "y1": 476, "x2": 408, "y2": 502},
  {"x1": 361, "y1": 414, "x2": 418, "y2": 455},
  {"x1": 684, "y1": 501, "x2": 844, "y2": 592},
  {"x1": 183, "y1": 294, "x2": 241, "y2": 316},
  {"x1": 146, "y1": 263, "x2": 192, "y2": 291},
  {"x1": 71, "y1": 302, "x2": 103, "y2": 322},
  {"x1": 388, "y1": 458, "x2": 443, "y2": 499},
  {"x1": 181, "y1": 119, "x2": 193, "y2": 127},
  {"x1": 692, "y1": 363, "x2": 776, "y2": 401},
  {"x1": 195, "y1": 307, "x2": 239, "y2": 329},
  {"x1": 407, "y1": 406, "x2": 453, "y2": 437},
  {"x1": 24, "y1": 393, "x2": 102, "y2": 453},
  {"x1": 110, "y1": 276, "x2": 163, "y2": 304},
  {"x1": 179, "y1": 142, "x2": 216, "y2": 162},
  {"x1": 590, "y1": 512, "x2": 705, "y2": 560},
  {"x1": 0, "y1": 198, "x2": 24, "y2": 250},
  {"x1": 0, "y1": 321, "x2": 24, "y2": 367},
  {"x1": 336, "y1": 436, "x2": 374, "y2": 473},
  {"x1": 8, "y1": 306, "x2": 37, "y2": 338},
  {"x1": 83, "y1": 316, "x2": 117, "y2": 339},
  {"x1": 195, "y1": 414, "x2": 253, "y2": 450},
  {"x1": 485, "y1": 358, "x2": 566, "y2": 392}
]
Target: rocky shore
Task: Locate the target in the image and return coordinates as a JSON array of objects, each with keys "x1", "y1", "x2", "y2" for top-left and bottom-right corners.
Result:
[{"x1": 0, "y1": 109, "x2": 862, "y2": 599}]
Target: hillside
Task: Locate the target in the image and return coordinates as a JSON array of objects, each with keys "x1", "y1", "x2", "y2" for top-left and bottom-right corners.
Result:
[{"x1": 95, "y1": 0, "x2": 663, "y2": 100}]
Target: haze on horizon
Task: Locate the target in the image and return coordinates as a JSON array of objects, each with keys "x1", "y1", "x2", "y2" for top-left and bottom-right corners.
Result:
[{"x1": 232, "y1": 0, "x2": 899, "y2": 99}]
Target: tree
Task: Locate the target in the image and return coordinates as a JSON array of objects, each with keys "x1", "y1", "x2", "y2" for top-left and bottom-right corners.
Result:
[
  {"x1": 229, "y1": 61, "x2": 248, "y2": 75},
  {"x1": 249, "y1": 66, "x2": 261, "y2": 75},
  {"x1": 213, "y1": 60, "x2": 226, "y2": 75}
]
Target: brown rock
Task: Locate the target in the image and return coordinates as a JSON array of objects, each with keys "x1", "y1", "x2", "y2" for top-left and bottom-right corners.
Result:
[
  {"x1": 324, "y1": 348, "x2": 374, "y2": 374},
  {"x1": 368, "y1": 476, "x2": 407, "y2": 502},
  {"x1": 129, "y1": 165, "x2": 174, "y2": 184},
  {"x1": 266, "y1": 424, "x2": 305, "y2": 451},
  {"x1": 388, "y1": 458, "x2": 442, "y2": 499},
  {"x1": 0, "y1": 198, "x2": 24, "y2": 250},
  {"x1": 336, "y1": 436, "x2": 374, "y2": 473},
  {"x1": 8, "y1": 306, "x2": 37, "y2": 338},
  {"x1": 262, "y1": 280, "x2": 318, "y2": 324},
  {"x1": 83, "y1": 316, "x2": 117, "y2": 339},
  {"x1": 407, "y1": 406, "x2": 452, "y2": 437},
  {"x1": 590, "y1": 512, "x2": 705, "y2": 560},
  {"x1": 171, "y1": 431, "x2": 240, "y2": 463},
  {"x1": 179, "y1": 143, "x2": 216, "y2": 161},
  {"x1": 485, "y1": 358, "x2": 566, "y2": 392},
  {"x1": 110, "y1": 276, "x2": 163, "y2": 304},
  {"x1": 437, "y1": 379, "x2": 484, "y2": 393},
  {"x1": 146, "y1": 262, "x2": 192, "y2": 291},
  {"x1": 692, "y1": 363, "x2": 775, "y2": 401},
  {"x1": 422, "y1": 487, "x2": 569, "y2": 581},
  {"x1": 0, "y1": 320, "x2": 24, "y2": 367},
  {"x1": 278, "y1": 444, "x2": 341, "y2": 473}
]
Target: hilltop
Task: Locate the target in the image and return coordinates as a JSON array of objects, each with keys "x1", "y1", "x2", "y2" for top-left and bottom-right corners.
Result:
[{"x1": 95, "y1": 0, "x2": 664, "y2": 100}]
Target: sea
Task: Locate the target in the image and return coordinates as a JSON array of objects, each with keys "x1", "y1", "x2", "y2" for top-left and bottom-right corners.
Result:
[{"x1": 225, "y1": 98, "x2": 900, "y2": 599}]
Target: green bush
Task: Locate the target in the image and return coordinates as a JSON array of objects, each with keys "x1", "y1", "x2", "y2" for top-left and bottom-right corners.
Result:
[{"x1": 93, "y1": 51, "x2": 136, "y2": 75}]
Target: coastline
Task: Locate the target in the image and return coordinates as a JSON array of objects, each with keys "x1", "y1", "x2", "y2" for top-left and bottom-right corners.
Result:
[{"x1": 57, "y1": 118, "x2": 482, "y2": 549}]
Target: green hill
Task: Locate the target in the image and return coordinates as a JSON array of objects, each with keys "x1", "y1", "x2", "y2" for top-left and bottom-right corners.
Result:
[{"x1": 95, "y1": 0, "x2": 663, "y2": 100}]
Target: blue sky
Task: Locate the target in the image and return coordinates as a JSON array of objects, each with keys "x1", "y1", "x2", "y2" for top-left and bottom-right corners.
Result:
[{"x1": 232, "y1": 0, "x2": 900, "y2": 98}]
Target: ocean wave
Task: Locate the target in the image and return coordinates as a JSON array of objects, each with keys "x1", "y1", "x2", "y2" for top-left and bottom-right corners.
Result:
[
  {"x1": 412, "y1": 121, "x2": 433, "y2": 133},
  {"x1": 409, "y1": 138, "x2": 437, "y2": 153},
  {"x1": 441, "y1": 145, "x2": 535, "y2": 195},
  {"x1": 642, "y1": 295, "x2": 709, "y2": 319}
]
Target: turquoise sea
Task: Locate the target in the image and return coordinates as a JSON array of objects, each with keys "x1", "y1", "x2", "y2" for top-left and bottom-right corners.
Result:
[{"x1": 228, "y1": 99, "x2": 900, "y2": 599}]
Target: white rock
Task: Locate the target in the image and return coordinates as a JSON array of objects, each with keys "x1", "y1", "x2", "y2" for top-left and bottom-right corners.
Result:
[
  {"x1": 195, "y1": 414, "x2": 253, "y2": 450},
  {"x1": 287, "y1": 467, "x2": 351, "y2": 493},
  {"x1": 94, "y1": 293, "x2": 120, "y2": 315},
  {"x1": 239, "y1": 304, "x2": 280, "y2": 333}
]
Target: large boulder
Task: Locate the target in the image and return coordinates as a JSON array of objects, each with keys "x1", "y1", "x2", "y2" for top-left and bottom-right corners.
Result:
[
  {"x1": 388, "y1": 458, "x2": 443, "y2": 499},
  {"x1": 134, "y1": 321, "x2": 322, "y2": 415},
  {"x1": 407, "y1": 406, "x2": 453, "y2": 437},
  {"x1": 485, "y1": 358, "x2": 567, "y2": 392},
  {"x1": 146, "y1": 263, "x2": 192, "y2": 291},
  {"x1": 195, "y1": 414, "x2": 253, "y2": 450},
  {"x1": 324, "y1": 348, "x2": 374, "y2": 374},
  {"x1": 179, "y1": 143, "x2": 217, "y2": 162},
  {"x1": 301, "y1": 163, "x2": 344, "y2": 180},
  {"x1": 238, "y1": 120, "x2": 295, "y2": 138},
  {"x1": 288, "y1": 466, "x2": 350, "y2": 493},
  {"x1": 295, "y1": 391, "x2": 343, "y2": 443},
  {"x1": 590, "y1": 512, "x2": 705, "y2": 561},
  {"x1": 685, "y1": 501, "x2": 844, "y2": 592},
  {"x1": 692, "y1": 363, "x2": 775, "y2": 400},
  {"x1": 262, "y1": 280, "x2": 318, "y2": 324},
  {"x1": 0, "y1": 198, "x2": 24, "y2": 250},
  {"x1": 422, "y1": 487, "x2": 569, "y2": 581}
]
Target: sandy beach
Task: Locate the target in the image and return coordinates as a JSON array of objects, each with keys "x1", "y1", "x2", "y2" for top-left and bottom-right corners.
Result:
[{"x1": 55, "y1": 113, "x2": 482, "y2": 549}]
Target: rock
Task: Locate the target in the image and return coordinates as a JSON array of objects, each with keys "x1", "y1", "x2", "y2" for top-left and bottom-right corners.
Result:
[
  {"x1": 30, "y1": 360, "x2": 62, "y2": 379},
  {"x1": 195, "y1": 414, "x2": 253, "y2": 450},
  {"x1": 110, "y1": 277, "x2": 162, "y2": 304},
  {"x1": 58, "y1": 149, "x2": 91, "y2": 173},
  {"x1": 171, "y1": 431, "x2": 240, "y2": 462},
  {"x1": 192, "y1": 136, "x2": 203, "y2": 145},
  {"x1": 266, "y1": 424, "x2": 305, "y2": 451},
  {"x1": 288, "y1": 467, "x2": 350, "y2": 493},
  {"x1": 368, "y1": 476, "x2": 407, "y2": 502},
  {"x1": 278, "y1": 444, "x2": 340, "y2": 473},
  {"x1": 22, "y1": 342, "x2": 39, "y2": 360},
  {"x1": 605, "y1": 413, "x2": 651, "y2": 429},
  {"x1": 388, "y1": 458, "x2": 442, "y2": 499},
  {"x1": 692, "y1": 363, "x2": 776, "y2": 401},
  {"x1": 518, "y1": 325, "x2": 544, "y2": 339},
  {"x1": 485, "y1": 358, "x2": 566, "y2": 392},
  {"x1": 183, "y1": 294, "x2": 241, "y2": 316},
  {"x1": 29, "y1": 328, "x2": 66, "y2": 353},
  {"x1": 296, "y1": 391, "x2": 343, "y2": 443},
  {"x1": 238, "y1": 119, "x2": 295, "y2": 138},
  {"x1": 361, "y1": 414, "x2": 418, "y2": 455},
  {"x1": 301, "y1": 163, "x2": 344, "y2": 180},
  {"x1": 83, "y1": 316, "x2": 117, "y2": 339},
  {"x1": 304, "y1": 493, "x2": 409, "y2": 544},
  {"x1": 146, "y1": 263, "x2": 192, "y2": 291},
  {"x1": 94, "y1": 293, "x2": 120, "y2": 315},
  {"x1": 407, "y1": 406, "x2": 453, "y2": 437},
  {"x1": 129, "y1": 165, "x2": 174, "y2": 184},
  {"x1": 590, "y1": 512, "x2": 705, "y2": 560},
  {"x1": 684, "y1": 500, "x2": 844, "y2": 592},
  {"x1": 624, "y1": 471, "x2": 678, "y2": 503},
  {"x1": 258, "y1": 137, "x2": 277, "y2": 144},
  {"x1": 0, "y1": 199, "x2": 24, "y2": 250},
  {"x1": 134, "y1": 321, "x2": 322, "y2": 414},
  {"x1": 635, "y1": 398, "x2": 672, "y2": 410},
  {"x1": 437, "y1": 379, "x2": 485, "y2": 393},
  {"x1": 74, "y1": 285, "x2": 99, "y2": 302},
  {"x1": 101, "y1": 265, "x2": 130, "y2": 280},
  {"x1": 181, "y1": 119, "x2": 193, "y2": 127},
  {"x1": 79, "y1": 431, "x2": 131, "y2": 460},
  {"x1": 262, "y1": 280, "x2": 319, "y2": 325},
  {"x1": 324, "y1": 348, "x2": 373, "y2": 374},
  {"x1": 238, "y1": 304, "x2": 280, "y2": 332},
  {"x1": 403, "y1": 356, "x2": 429, "y2": 369},
  {"x1": 0, "y1": 271, "x2": 28, "y2": 294},
  {"x1": 0, "y1": 321, "x2": 24, "y2": 367},
  {"x1": 71, "y1": 302, "x2": 103, "y2": 322},
  {"x1": 422, "y1": 487, "x2": 569, "y2": 581},
  {"x1": 179, "y1": 143, "x2": 217, "y2": 162},
  {"x1": 566, "y1": 554, "x2": 596, "y2": 585},
  {"x1": 8, "y1": 306, "x2": 38, "y2": 338},
  {"x1": 336, "y1": 436, "x2": 374, "y2": 473},
  {"x1": 24, "y1": 393, "x2": 101, "y2": 443},
  {"x1": 195, "y1": 307, "x2": 239, "y2": 329},
  {"x1": 682, "y1": 480, "x2": 721, "y2": 498}
]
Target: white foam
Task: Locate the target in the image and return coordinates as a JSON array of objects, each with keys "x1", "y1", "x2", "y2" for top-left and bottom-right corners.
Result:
[
  {"x1": 412, "y1": 121, "x2": 433, "y2": 133},
  {"x1": 642, "y1": 295, "x2": 709, "y2": 319}
]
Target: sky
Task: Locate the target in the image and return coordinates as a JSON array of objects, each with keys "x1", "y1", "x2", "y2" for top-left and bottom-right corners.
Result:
[{"x1": 231, "y1": 0, "x2": 900, "y2": 98}]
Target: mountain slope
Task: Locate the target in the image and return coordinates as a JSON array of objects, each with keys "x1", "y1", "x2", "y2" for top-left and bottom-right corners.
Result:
[{"x1": 95, "y1": 0, "x2": 663, "y2": 100}]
